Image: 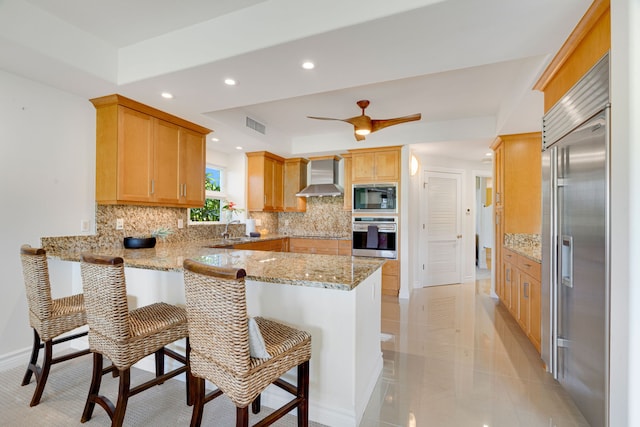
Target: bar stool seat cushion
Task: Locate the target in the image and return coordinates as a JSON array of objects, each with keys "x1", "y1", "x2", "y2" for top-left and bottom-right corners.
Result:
[
  {"x1": 28, "y1": 294, "x2": 86, "y2": 342},
  {"x1": 87, "y1": 302, "x2": 188, "y2": 370}
]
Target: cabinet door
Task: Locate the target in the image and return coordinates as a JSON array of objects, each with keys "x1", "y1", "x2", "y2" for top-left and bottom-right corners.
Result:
[
  {"x1": 247, "y1": 155, "x2": 266, "y2": 211},
  {"x1": 374, "y1": 150, "x2": 399, "y2": 181},
  {"x1": 284, "y1": 159, "x2": 307, "y2": 212},
  {"x1": 494, "y1": 209, "x2": 504, "y2": 299},
  {"x1": 153, "y1": 119, "x2": 181, "y2": 204},
  {"x1": 342, "y1": 154, "x2": 353, "y2": 210},
  {"x1": 518, "y1": 271, "x2": 531, "y2": 331},
  {"x1": 529, "y1": 276, "x2": 541, "y2": 351},
  {"x1": 179, "y1": 128, "x2": 205, "y2": 207},
  {"x1": 382, "y1": 259, "x2": 400, "y2": 296},
  {"x1": 503, "y1": 259, "x2": 513, "y2": 311},
  {"x1": 272, "y1": 158, "x2": 284, "y2": 211},
  {"x1": 352, "y1": 152, "x2": 375, "y2": 182},
  {"x1": 493, "y1": 142, "x2": 504, "y2": 208},
  {"x1": 117, "y1": 107, "x2": 154, "y2": 202}
]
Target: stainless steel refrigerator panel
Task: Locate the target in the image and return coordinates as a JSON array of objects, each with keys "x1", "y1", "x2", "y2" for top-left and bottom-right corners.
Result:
[
  {"x1": 541, "y1": 147, "x2": 555, "y2": 372},
  {"x1": 556, "y1": 111, "x2": 608, "y2": 427}
]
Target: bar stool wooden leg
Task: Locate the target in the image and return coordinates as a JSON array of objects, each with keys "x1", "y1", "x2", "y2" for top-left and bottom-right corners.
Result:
[
  {"x1": 251, "y1": 394, "x2": 261, "y2": 414},
  {"x1": 29, "y1": 340, "x2": 53, "y2": 407},
  {"x1": 189, "y1": 377, "x2": 205, "y2": 427},
  {"x1": 236, "y1": 406, "x2": 249, "y2": 427},
  {"x1": 82, "y1": 353, "x2": 106, "y2": 423},
  {"x1": 112, "y1": 369, "x2": 131, "y2": 427},
  {"x1": 21, "y1": 329, "x2": 41, "y2": 386},
  {"x1": 297, "y1": 361, "x2": 310, "y2": 427}
]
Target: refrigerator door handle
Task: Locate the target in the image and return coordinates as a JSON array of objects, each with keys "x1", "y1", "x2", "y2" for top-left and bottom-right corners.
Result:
[{"x1": 561, "y1": 235, "x2": 573, "y2": 288}]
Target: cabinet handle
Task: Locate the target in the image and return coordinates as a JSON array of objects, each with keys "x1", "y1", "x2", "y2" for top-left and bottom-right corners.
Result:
[
  {"x1": 150, "y1": 179, "x2": 155, "y2": 195},
  {"x1": 524, "y1": 282, "x2": 529, "y2": 298},
  {"x1": 506, "y1": 268, "x2": 510, "y2": 282}
]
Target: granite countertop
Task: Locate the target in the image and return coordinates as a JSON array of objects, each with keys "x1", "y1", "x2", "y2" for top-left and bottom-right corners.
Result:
[
  {"x1": 46, "y1": 238, "x2": 383, "y2": 291},
  {"x1": 503, "y1": 233, "x2": 541, "y2": 263}
]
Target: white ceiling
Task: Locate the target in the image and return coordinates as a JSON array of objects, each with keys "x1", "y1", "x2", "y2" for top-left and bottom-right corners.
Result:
[{"x1": 1, "y1": 0, "x2": 592, "y2": 163}]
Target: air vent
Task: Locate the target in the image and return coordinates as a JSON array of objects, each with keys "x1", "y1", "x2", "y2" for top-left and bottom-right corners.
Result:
[{"x1": 246, "y1": 117, "x2": 266, "y2": 134}]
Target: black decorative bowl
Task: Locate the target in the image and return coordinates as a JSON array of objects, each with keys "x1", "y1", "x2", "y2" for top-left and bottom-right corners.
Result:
[{"x1": 123, "y1": 237, "x2": 156, "y2": 249}]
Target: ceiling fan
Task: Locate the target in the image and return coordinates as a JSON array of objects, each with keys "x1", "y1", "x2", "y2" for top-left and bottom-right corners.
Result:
[{"x1": 307, "y1": 100, "x2": 421, "y2": 141}]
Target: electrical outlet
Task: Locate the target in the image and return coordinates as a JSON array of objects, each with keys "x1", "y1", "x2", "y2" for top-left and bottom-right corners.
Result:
[
  {"x1": 255, "y1": 218, "x2": 262, "y2": 226},
  {"x1": 177, "y1": 219, "x2": 184, "y2": 229},
  {"x1": 80, "y1": 220, "x2": 90, "y2": 232},
  {"x1": 116, "y1": 218, "x2": 124, "y2": 230}
]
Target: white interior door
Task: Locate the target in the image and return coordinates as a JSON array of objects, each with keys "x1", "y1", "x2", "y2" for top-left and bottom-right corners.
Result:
[{"x1": 422, "y1": 170, "x2": 462, "y2": 286}]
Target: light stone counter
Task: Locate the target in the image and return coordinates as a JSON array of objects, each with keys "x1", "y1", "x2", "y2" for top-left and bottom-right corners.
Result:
[
  {"x1": 46, "y1": 238, "x2": 380, "y2": 291},
  {"x1": 504, "y1": 233, "x2": 542, "y2": 262}
]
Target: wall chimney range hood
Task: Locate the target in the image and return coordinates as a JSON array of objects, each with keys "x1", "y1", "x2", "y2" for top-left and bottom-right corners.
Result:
[{"x1": 296, "y1": 157, "x2": 343, "y2": 197}]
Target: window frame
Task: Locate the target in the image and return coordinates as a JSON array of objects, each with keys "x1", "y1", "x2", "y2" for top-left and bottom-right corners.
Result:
[{"x1": 188, "y1": 164, "x2": 227, "y2": 225}]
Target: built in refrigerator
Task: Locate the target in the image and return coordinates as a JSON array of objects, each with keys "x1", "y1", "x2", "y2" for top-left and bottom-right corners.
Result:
[{"x1": 541, "y1": 53, "x2": 610, "y2": 427}]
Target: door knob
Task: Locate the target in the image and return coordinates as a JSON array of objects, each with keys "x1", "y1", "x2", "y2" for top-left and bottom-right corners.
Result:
[{"x1": 457, "y1": 234, "x2": 462, "y2": 239}]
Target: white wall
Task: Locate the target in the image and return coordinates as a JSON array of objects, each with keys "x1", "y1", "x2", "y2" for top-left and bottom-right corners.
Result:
[
  {"x1": 610, "y1": 0, "x2": 639, "y2": 425},
  {"x1": 0, "y1": 70, "x2": 96, "y2": 364},
  {"x1": 408, "y1": 153, "x2": 491, "y2": 293}
]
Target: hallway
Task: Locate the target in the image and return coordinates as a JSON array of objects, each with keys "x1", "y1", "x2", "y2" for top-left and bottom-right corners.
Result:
[{"x1": 361, "y1": 278, "x2": 590, "y2": 426}]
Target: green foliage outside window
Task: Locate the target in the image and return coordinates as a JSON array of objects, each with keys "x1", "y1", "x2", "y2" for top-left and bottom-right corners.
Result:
[{"x1": 189, "y1": 172, "x2": 223, "y2": 222}]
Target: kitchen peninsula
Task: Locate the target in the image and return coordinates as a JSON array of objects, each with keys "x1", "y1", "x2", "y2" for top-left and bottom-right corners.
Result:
[{"x1": 46, "y1": 239, "x2": 384, "y2": 427}]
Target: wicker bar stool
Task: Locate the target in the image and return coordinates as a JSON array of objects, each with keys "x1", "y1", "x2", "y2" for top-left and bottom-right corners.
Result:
[
  {"x1": 80, "y1": 253, "x2": 190, "y2": 427},
  {"x1": 19, "y1": 244, "x2": 90, "y2": 407},
  {"x1": 183, "y1": 259, "x2": 312, "y2": 427}
]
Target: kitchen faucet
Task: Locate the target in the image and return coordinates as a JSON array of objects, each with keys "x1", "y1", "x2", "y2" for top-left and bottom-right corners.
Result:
[{"x1": 222, "y1": 219, "x2": 241, "y2": 239}]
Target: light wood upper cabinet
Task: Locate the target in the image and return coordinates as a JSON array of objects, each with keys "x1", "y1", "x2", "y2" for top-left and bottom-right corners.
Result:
[
  {"x1": 341, "y1": 153, "x2": 353, "y2": 211},
  {"x1": 246, "y1": 151, "x2": 285, "y2": 212},
  {"x1": 178, "y1": 128, "x2": 206, "y2": 206},
  {"x1": 490, "y1": 139, "x2": 504, "y2": 208},
  {"x1": 350, "y1": 146, "x2": 401, "y2": 183},
  {"x1": 492, "y1": 132, "x2": 542, "y2": 234},
  {"x1": 91, "y1": 94, "x2": 210, "y2": 208},
  {"x1": 283, "y1": 158, "x2": 308, "y2": 212}
]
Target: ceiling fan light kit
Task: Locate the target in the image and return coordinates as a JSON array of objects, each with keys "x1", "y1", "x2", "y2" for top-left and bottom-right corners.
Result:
[{"x1": 308, "y1": 99, "x2": 421, "y2": 141}]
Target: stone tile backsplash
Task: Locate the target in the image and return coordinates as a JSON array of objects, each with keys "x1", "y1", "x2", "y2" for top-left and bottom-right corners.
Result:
[
  {"x1": 42, "y1": 197, "x2": 352, "y2": 253},
  {"x1": 277, "y1": 196, "x2": 350, "y2": 237}
]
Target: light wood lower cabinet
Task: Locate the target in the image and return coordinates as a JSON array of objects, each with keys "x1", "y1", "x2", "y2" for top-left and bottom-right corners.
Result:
[
  {"x1": 381, "y1": 260, "x2": 399, "y2": 296},
  {"x1": 499, "y1": 247, "x2": 541, "y2": 353},
  {"x1": 288, "y1": 238, "x2": 351, "y2": 256},
  {"x1": 233, "y1": 238, "x2": 288, "y2": 252}
]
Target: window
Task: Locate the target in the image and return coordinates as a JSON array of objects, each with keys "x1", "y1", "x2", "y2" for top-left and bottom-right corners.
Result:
[{"x1": 189, "y1": 165, "x2": 226, "y2": 224}]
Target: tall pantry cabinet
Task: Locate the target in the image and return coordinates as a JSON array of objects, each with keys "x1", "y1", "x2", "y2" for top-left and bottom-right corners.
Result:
[{"x1": 491, "y1": 132, "x2": 542, "y2": 352}]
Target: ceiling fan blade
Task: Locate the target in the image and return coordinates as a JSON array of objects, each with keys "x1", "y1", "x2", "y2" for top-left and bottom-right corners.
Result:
[
  {"x1": 354, "y1": 132, "x2": 366, "y2": 141},
  {"x1": 307, "y1": 116, "x2": 345, "y2": 121},
  {"x1": 371, "y1": 113, "x2": 421, "y2": 133}
]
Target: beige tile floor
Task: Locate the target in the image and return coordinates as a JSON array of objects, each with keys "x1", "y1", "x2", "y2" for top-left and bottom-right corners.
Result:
[{"x1": 360, "y1": 274, "x2": 590, "y2": 427}]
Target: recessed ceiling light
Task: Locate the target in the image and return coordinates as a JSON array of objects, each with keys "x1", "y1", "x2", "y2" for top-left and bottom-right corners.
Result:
[
  {"x1": 161, "y1": 92, "x2": 173, "y2": 99},
  {"x1": 224, "y1": 78, "x2": 237, "y2": 86},
  {"x1": 235, "y1": 146, "x2": 243, "y2": 150},
  {"x1": 485, "y1": 152, "x2": 493, "y2": 157},
  {"x1": 302, "y1": 61, "x2": 315, "y2": 70},
  {"x1": 211, "y1": 137, "x2": 219, "y2": 142}
]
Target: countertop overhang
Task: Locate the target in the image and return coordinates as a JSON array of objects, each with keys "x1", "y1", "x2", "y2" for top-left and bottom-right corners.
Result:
[{"x1": 46, "y1": 238, "x2": 384, "y2": 291}]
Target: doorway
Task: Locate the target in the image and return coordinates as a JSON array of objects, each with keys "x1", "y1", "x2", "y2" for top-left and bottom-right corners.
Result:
[
  {"x1": 475, "y1": 173, "x2": 493, "y2": 287},
  {"x1": 421, "y1": 169, "x2": 462, "y2": 286}
]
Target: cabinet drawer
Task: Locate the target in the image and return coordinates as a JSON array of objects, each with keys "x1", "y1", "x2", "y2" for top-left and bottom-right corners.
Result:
[
  {"x1": 517, "y1": 255, "x2": 541, "y2": 281},
  {"x1": 503, "y1": 248, "x2": 518, "y2": 263}
]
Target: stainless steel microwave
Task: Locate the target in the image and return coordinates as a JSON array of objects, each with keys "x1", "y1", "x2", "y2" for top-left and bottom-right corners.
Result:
[{"x1": 352, "y1": 183, "x2": 398, "y2": 213}]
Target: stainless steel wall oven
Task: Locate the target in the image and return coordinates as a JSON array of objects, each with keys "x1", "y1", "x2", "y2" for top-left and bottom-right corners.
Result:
[{"x1": 352, "y1": 217, "x2": 397, "y2": 259}]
